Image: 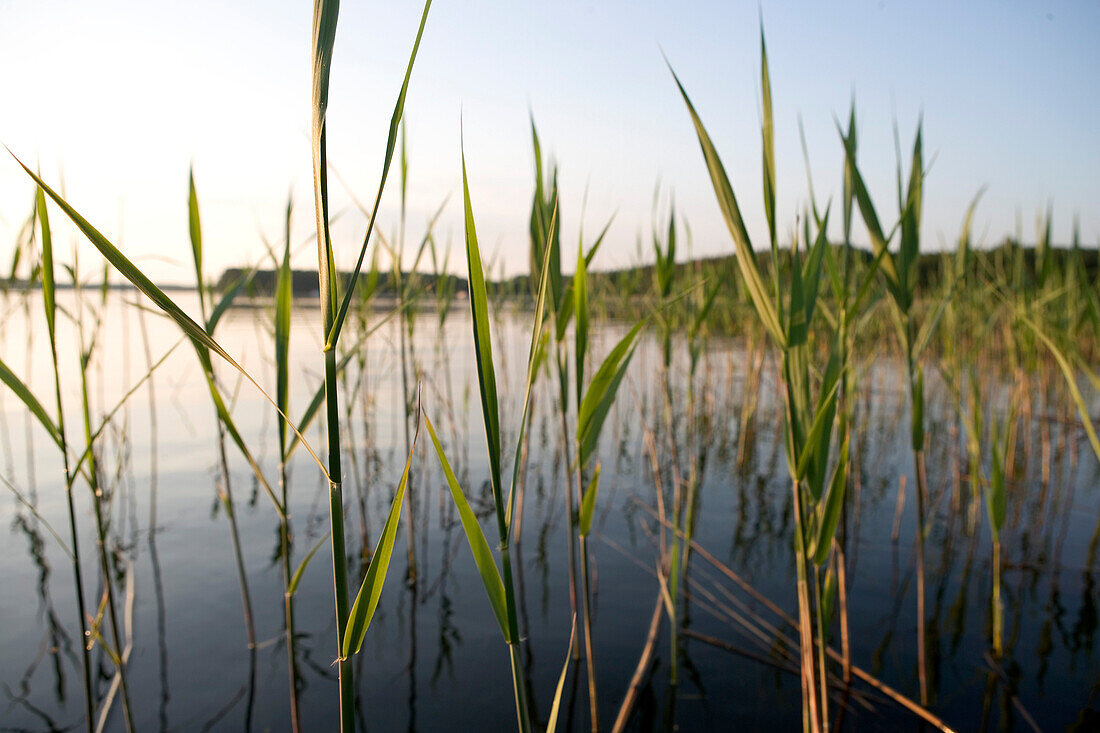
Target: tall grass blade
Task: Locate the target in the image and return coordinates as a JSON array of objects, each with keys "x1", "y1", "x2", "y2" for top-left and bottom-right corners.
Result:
[
  {"x1": 810, "y1": 436, "x2": 849, "y2": 565},
  {"x1": 207, "y1": 266, "x2": 258, "y2": 335},
  {"x1": 288, "y1": 532, "x2": 331, "y2": 596},
  {"x1": 311, "y1": 0, "x2": 339, "y2": 322},
  {"x1": 1021, "y1": 316, "x2": 1100, "y2": 461},
  {"x1": 838, "y1": 129, "x2": 901, "y2": 295},
  {"x1": 760, "y1": 30, "x2": 777, "y2": 258},
  {"x1": 35, "y1": 187, "x2": 57, "y2": 342},
  {"x1": 325, "y1": 0, "x2": 434, "y2": 350},
  {"x1": 9, "y1": 153, "x2": 329, "y2": 479},
  {"x1": 424, "y1": 413, "x2": 510, "y2": 640},
  {"x1": 669, "y1": 66, "x2": 784, "y2": 346},
  {"x1": 579, "y1": 465, "x2": 601, "y2": 537},
  {"x1": 574, "y1": 242, "x2": 589, "y2": 400},
  {"x1": 188, "y1": 168, "x2": 204, "y2": 306},
  {"x1": 461, "y1": 151, "x2": 504, "y2": 528},
  {"x1": 276, "y1": 200, "x2": 293, "y2": 454},
  {"x1": 343, "y1": 405, "x2": 421, "y2": 656},
  {"x1": 546, "y1": 616, "x2": 578, "y2": 733},
  {"x1": 577, "y1": 321, "x2": 645, "y2": 468},
  {"x1": 0, "y1": 358, "x2": 61, "y2": 450},
  {"x1": 506, "y1": 205, "x2": 556, "y2": 530}
]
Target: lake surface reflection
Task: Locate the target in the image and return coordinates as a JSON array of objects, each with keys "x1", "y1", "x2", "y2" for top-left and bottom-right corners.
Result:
[{"x1": 1, "y1": 290, "x2": 1098, "y2": 731}]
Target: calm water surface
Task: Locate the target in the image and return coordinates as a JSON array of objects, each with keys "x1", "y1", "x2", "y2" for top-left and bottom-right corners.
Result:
[{"x1": 1, "y1": 290, "x2": 1098, "y2": 731}]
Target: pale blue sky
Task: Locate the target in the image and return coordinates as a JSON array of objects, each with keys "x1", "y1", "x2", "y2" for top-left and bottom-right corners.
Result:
[{"x1": 1, "y1": 1, "x2": 1097, "y2": 284}]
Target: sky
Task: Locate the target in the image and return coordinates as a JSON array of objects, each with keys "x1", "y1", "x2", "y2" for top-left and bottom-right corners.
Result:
[{"x1": 0, "y1": 0, "x2": 1097, "y2": 284}]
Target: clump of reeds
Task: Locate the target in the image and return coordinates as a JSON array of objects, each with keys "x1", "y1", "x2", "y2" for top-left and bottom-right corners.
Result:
[{"x1": 670, "y1": 32, "x2": 880, "y2": 732}]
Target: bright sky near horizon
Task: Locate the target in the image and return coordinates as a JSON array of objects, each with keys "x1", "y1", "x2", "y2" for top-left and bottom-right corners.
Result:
[{"x1": 0, "y1": 1, "x2": 1097, "y2": 285}]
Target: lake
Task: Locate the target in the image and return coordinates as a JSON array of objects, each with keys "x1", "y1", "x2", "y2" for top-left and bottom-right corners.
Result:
[{"x1": 1, "y1": 289, "x2": 1098, "y2": 731}]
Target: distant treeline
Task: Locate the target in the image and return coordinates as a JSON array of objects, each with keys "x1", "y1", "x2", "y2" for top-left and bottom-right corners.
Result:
[
  {"x1": 213, "y1": 240, "x2": 1097, "y2": 301},
  {"x1": 213, "y1": 267, "x2": 469, "y2": 299}
]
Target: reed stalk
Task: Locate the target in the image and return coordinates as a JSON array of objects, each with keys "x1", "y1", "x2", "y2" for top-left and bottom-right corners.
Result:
[
  {"x1": 73, "y1": 269, "x2": 135, "y2": 733},
  {"x1": 36, "y1": 188, "x2": 95, "y2": 732},
  {"x1": 309, "y1": 1, "x2": 432, "y2": 727},
  {"x1": 671, "y1": 32, "x2": 864, "y2": 731}
]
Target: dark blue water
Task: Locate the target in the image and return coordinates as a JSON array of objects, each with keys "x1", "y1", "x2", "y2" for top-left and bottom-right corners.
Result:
[{"x1": 1, "y1": 292, "x2": 1098, "y2": 731}]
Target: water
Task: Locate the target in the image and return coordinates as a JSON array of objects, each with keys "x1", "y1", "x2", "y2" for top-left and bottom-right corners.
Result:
[{"x1": 1, "y1": 290, "x2": 1098, "y2": 731}]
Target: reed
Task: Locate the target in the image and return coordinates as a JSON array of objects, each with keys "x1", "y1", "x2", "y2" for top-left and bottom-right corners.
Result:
[
  {"x1": 185, "y1": 170, "x2": 262, "y2": 664},
  {"x1": 670, "y1": 32, "x2": 878, "y2": 732},
  {"x1": 841, "y1": 109, "x2": 937, "y2": 707},
  {"x1": 424, "y1": 151, "x2": 554, "y2": 731},
  {"x1": 34, "y1": 189, "x2": 92, "y2": 731},
  {"x1": 309, "y1": 0, "x2": 432, "y2": 727},
  {"x1": 4, "y1": 15, "x2": 1100, "y2": 731},
  {"x1": 71, "y1": 257, "x2": 136, "y2": 733}
]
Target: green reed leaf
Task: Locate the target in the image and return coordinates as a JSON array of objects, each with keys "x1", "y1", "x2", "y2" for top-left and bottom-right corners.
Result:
[
  {"x1": 461, "y1": 150, "x2": 504, "y2": 530},
  {"x1": 574, "y1": 241, "x2": 589, "y2": 403},
  {"x1": 760, "y1": 29, "x2": 777, "y2": 257},
  {"x1": 0, "y1": 358, "x2": 61, "y2": 450},
  {"x1": 506, "y1": 204, "x2": 556, "y2": 532},
  {"x1": 1021, "y1": 315, "x2": 1100, "y2": 462},
  {"x1": 276, "y1": 198, "x2": 293, "y2": 456},
  {"x1": 954, "y1": 187, "x2": 986, "y2": 281},
  {"x1": 579, "y1": 464, "x2": 601, "y2": 537},
  {"x1": 344, "y1": 405, "x2": 420, "y2": 657},
  {"x1": 800, "y1": 207, "x2": 830, "y2": 330},
  {"x1": 188, "y1": 167, "x2": 205, "y2": 308},
  {"x1": 911, "y1": 365, "x2": 924, "y2": 452},
  {"x1": 425, "y1": 413, "x2": 510, "y2": 642},
  {"x1": 584, "y1": 215, "x2": 614, "y2": 269},
  {"x1": 288, "y1": 531, "x2": 330, "y2": 596},
  {"x1": 545, "y1": 615, "x2": 577, "y2": 733},
  {"x1": 898, "y1": 123, "x2": 923, "y2": 302},
  {"x1": 670, "y1": 65, "x2": 784, "y2": 347},
  {"x1": 35, "y1": 187, "x2": 58, "y2": 344},
  {"x1": 820, "y1": 564, "x2": 838, "y2": 628},
  {"x1": 986, "y1": 415, "x2": 1008, "y2": 539},
  {"x1": 810, "y1": 435, "x2": 848, "y2": 566},
  {"x1": 9, "y1": 153, "x2": 330, "y2": 485},
  {"x1": 324, "y1": 0, "x2": 433, "y2": 350},
  {"x1": 794, "y1": 358, "x2": 841, "y2": 488},
  {"x1": 530, "y1": 119, "x2": 563, "y2": 314},
  {"x1": 207, "y1": 265, "x2": 258, "y2": 335},
  {"x1": 839, "y1": 126, "x2": 901, "y2": 299},
  {"x1": 577, "y1": 320, "x2": 644, "y2": 468}
]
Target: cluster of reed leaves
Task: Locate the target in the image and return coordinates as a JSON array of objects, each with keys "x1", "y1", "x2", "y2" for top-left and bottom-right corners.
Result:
[
  {"x1": 673, "y1": 45, "x2": 840, "y2": 733},
  {"x1": 412, "y1": 126, "x2": 644, "y2": 733},
  {"x1": 420, "y1": 150, "x2": 560, "y2": 733},
  {"x1": 309, "y1": 0, "x2": 434, "y2": 729},
  {"x1": 0, "y1": 3, "x2": 434, "y2": 732},
  {"x1": 0, "y1": 184, "x2": 191, "y2": 732},
  {"x1": 669, "y1": 30, "x2": 958, "y2": 731},
  {"x1": 664, "y1": 25, "x2": 1100, "y2": 732},
  {"x1": 4, "y1": 9, "x2": 1100, "y2": 731}
]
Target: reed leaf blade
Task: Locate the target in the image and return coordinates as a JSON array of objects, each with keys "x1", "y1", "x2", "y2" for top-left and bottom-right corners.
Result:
[
  {"x1": 669, "y1": 67, "x2": 784, "y2": 347},
  {"x1": 425, "y1": 413, "x2": 510, "y2": 641},
  {"x1": 461, "y1": 152, "x2": 504, "y2": 517},
  {"x1": 343, "y1": 409, "x2": 420, "y2": 657},
  {"x1": 324, "y1": 0, "x2": 433, "y2": 350},
  {"x1": 288, "y1": 532, "x2": 331, "y2": 596},
  {"x1": 577, "y1": 320, "x2": 644, "y2": 468},
  {"x1": 579, "y1": 465, "x2": 601, "y2": 537},
  {"x1": 0, "y1": 358, "x2": 61, "y2": 450}
]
